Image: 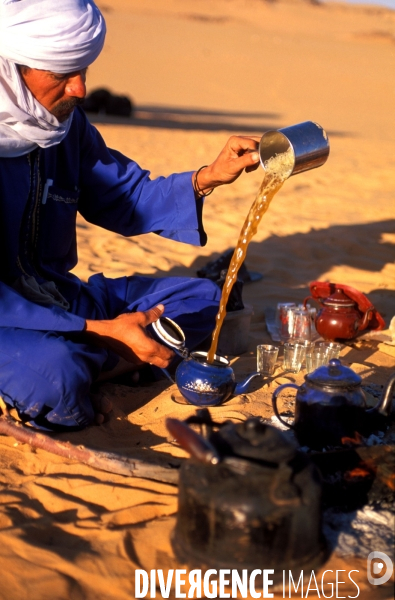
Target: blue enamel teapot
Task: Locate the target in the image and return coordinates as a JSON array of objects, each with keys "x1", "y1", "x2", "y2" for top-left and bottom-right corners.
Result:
[{"x1": 152, "y1": 317, "x2": 259, "y2": 406}]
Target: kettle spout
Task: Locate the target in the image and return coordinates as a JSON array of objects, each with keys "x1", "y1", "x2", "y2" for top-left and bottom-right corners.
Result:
[
  {"x1": 234, "y1": 372, "x2": 260, "y2": 396},
  {"x1": 372, "y1": 371, "x2": 395, "y2": 417}
]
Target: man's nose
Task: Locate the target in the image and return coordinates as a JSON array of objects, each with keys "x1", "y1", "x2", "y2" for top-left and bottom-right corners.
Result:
[{"x1": 65, "y1": 72, "x2": 87, "y2": 98}]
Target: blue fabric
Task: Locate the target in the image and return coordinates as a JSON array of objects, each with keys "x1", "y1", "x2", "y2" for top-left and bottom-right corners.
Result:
[
  {"x1": 0, "y1": 328, "x2": 104, "y2": 429},
  {"x1": 0, "y1": 107, "x2": 207, "y2": 330},
  {"x1": 0, "y1": 109, "x2": 219, "y2": 429},
  {"x1": 0, "y1": 275, "x2": 220, "y2": 430}
]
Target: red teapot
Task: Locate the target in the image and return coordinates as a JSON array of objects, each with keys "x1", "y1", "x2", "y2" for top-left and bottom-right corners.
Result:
[{"x1": 304, "y1": 281, "x2": 385, "y2": 341}]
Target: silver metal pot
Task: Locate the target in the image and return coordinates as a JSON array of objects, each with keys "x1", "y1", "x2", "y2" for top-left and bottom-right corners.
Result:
[{"x1": 259, "y1": 121, "x2": 330, "y2": 176}]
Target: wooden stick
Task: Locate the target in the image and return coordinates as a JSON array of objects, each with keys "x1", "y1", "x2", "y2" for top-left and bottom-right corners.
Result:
[{"x1": 0, "y1": 402, "x2": 179, "y2": 485}]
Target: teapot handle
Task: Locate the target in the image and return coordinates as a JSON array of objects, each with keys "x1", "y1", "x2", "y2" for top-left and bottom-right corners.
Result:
[
  {"x1": 356, "y1": 306, "x2": 374, "y2": 332},
  {"x1": 303, "y1": 295, "x2": 322, "y2": 309},
  {"x1": 158, "y1": 347, "x2": 188, "y2": 383},
  {"x1": 272, "y1": 383, "x2": 298, "y2": 429}
]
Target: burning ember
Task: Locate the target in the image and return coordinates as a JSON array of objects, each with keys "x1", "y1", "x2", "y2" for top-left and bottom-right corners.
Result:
[
  {"x1": 341, "y1": 431, "x2": 364, "y2": 446},
  {"x1": 344, "y1": 462, "x2": 376, "y2": 482}
]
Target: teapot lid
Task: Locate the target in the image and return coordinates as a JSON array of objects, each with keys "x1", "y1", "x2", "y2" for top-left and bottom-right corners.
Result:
[
  {"x1": 306, "y1": 358, "x2": 362, "y2": 388},
  {"x1": 322, "y1": 288, "x2": 355, "y2": 308},
  {"x1": 216, "y1": 418, "x2": 298, "y2": 464},
  {"x1": 151, "y1": 316, "x2": 188, "y2": 351}
]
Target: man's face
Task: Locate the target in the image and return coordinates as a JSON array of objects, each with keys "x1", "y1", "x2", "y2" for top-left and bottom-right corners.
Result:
[{"x1": 19, "y1": 67, "x2": 88, "y2": 122}]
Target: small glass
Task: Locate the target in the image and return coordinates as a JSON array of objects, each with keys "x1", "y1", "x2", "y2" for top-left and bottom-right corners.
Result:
[
  {"x1": 290, "y1": 308, "x2": 311, "y2": 342},
  {"x1": 279, "y1": 305, "x2": 297, "y2": 342},
  {"x1": 283, "y1": 342, "x2": 307, "y2": 374},
  {"x1": 305, "y1": 348, "x2": 327, "y2": 373},
  {"x1": 275, "y1": 302, "x2": 296, "y2": 331},
  {"x1": 294, "y1": 339, "x2": 314, "y2": 358},
  {"x1": 257, "y1": 344, "x2": 279, "y2": 376},
  {"x1": 294, "y1": 339, "x2": 314, "y2": 348},
  {"x1": 318, "y1": 342, "x2": 342, "y2": 361}
]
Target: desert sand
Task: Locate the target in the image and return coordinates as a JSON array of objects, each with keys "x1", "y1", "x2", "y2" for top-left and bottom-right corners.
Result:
[{"x1": 0, "y1": 1, "x2": 394, "y2": 598}]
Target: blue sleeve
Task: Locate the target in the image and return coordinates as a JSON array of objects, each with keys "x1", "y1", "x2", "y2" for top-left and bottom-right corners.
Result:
[
  {"x1": 76, "y1": 111, "x2": 207, "y2": 246},
  {"x1": 0, "y1": 282, "x2": 85, "y2": 332}
]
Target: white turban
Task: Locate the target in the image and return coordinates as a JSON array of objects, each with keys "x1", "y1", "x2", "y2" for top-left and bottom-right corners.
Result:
[
  {"x1": 0, "y1": 0, "x2": 106, "y2": 157},
  {"x1": 0, "y1": 0, "x2": 106, "y2": 73}
]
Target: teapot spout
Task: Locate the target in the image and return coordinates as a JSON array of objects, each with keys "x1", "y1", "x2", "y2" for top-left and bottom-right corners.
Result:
[
  {"x1": 370, "y1": 371, "x2": 395, "y2": 417},
  {"x1": 235, "y1": 372, "x2": 260, "y2": 396}
]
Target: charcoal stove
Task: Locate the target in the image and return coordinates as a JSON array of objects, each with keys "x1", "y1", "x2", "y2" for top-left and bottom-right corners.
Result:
[{"x1": 309, "y1": 436, "x2": 395, "y2": 512}]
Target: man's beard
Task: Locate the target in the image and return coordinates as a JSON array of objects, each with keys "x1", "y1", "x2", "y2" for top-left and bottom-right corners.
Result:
[{"x1": 52, "y1": 97, "x2": 84, "y2": 121}]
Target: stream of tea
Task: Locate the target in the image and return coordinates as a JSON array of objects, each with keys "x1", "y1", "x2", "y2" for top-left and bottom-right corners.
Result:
[{"x1": 207, "y1": 148, "x2": 294, "y2": 363}]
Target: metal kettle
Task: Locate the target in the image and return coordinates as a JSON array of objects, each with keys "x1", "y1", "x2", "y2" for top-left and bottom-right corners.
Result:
[
  {"x1": 272, "y1": 359, "x2": 395, "y2": 448},
  {"x1": 167, "y1": 412, "x2": 327, "y2": 578}
]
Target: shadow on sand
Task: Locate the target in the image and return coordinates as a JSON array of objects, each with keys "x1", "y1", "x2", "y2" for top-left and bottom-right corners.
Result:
[
  {"x1": 85, "y1": 103, "x2": 353, "y2": 136},
  {"x1": 143, "y1": 218, "x2": 395, "y2": 323}
]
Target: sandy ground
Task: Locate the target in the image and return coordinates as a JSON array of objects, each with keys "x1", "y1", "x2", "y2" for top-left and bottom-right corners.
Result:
[{"x1": 0, "y1": 1, "x2": 395, "y2": 598}]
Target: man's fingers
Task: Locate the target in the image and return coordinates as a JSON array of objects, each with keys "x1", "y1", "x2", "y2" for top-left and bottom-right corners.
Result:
[
  {"x1": 141, "y1": 303, "x2": 165, "y2": 326},
  {"x1": 136, "y1": 305, "x2": 175, "y2": 366},
  {"x1": 244, "y1": 150, "x2": 260, "y2": 166},
  {"x1": 230, "y1": 149, "x2": 260, "y2": 174},
  {"x1": 121, "y1": 332, "x2": 174, "y2": 368},
  {"x1": 143, "y1": 337, "x2": 174, "y2": 367},
  {"x1": 229, "y1": 135, "x2": 260, "y2": 156},
  {"x1": 86, "y1": 310, "x2": 174, "y2": 369},
  {"x1": 224, "y1": 136, "x2": 260, "y2": 175},
  {"x1": 245, "y1": 161, "x2": 261, "y2": 173},
  {"x1": 149, "y1": 350, "x2": 174, "y2": 369}
]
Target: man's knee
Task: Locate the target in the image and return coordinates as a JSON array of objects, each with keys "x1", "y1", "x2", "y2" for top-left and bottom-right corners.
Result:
[{"x1": 0, "y1": 329, "x2": 106, "y2": 430}]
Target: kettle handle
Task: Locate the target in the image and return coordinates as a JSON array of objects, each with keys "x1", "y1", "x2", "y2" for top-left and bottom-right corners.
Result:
[{"x1": 272, "y1": 383, "x2": 298, "y2": 429}]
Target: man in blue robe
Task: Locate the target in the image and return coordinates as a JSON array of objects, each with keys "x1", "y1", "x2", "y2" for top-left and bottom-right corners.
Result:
[{"x1": 0, "y1": 0, "x2": 260, "y2": 430}]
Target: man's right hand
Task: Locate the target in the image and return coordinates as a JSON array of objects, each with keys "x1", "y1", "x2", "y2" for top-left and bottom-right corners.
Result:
[
  {"x1": 192, "y1": 135, "x2": 261, "y2": 194},
  {"x1": 84, "y1": 304, "x2": 174, "y2": 368}
]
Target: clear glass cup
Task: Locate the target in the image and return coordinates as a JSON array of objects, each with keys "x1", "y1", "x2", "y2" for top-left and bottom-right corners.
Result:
[
  {"x1": 276, "y1": 302, "x2": 296, "y2": 338},
  {"x1": 305, "y1": 348, "x2": 327, "y2": 373},
  {"x1": 294, "y1": 339, "x2": 314, "y2": 359},
  {"x1": 279, "y1": 305, "x2": 297, "y2": 342},
  {"x1": 257, "y1": 344, "x2": 279, "y2": 376},
  {"x1": 290, "y1": 308, "x2": 311, "y2": 342},
  {"x1": 318, "y1": 342, "x2": 342, "y2": 361},
  {"x1": 294, "y1": 339, "x2": 314, "y2": 349},
  {"x1": 283, "y1": 342, "x2": 307, "y2": 373}
]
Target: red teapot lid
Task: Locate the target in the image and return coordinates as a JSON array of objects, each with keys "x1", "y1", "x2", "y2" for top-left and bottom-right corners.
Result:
[{"x1": 322, "y1": 289, "x2": 356, "y2": 308}]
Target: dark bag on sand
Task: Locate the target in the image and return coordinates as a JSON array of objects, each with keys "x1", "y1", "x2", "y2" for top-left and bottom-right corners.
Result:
[
  {"x1": 197, "y1": 248, "x2": 262, "y2": 284},
  {"x1": 83, "y1": 88, "x2": 134, "y2": 117},
  {"x1": 216, "y1": 269, "x2": 244, "y2": 312}
]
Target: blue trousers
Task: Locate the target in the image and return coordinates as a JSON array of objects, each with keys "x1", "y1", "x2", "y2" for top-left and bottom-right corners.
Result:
[{"x1": 0, "y1": 274, "x2": 220, "y2": 430}]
